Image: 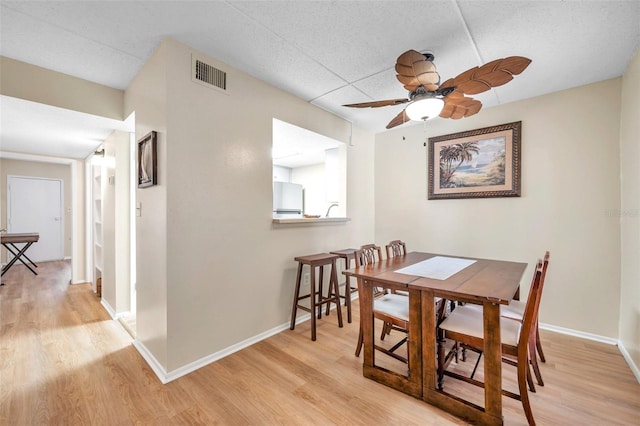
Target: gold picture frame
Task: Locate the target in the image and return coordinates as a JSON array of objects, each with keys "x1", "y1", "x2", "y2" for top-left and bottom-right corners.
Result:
[{"x1": 428, "y1": 121, "x2": 521, "y2": 199}]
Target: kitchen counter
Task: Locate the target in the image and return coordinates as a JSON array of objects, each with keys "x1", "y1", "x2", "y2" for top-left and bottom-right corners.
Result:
[{"x1": 272, "y1": 217, "x2": 351, "y2": 224}]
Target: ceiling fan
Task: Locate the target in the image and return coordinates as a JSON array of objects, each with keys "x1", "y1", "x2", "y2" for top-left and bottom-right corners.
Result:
[{"x1": 343, "y1": 50, "x2": 531, "y2": 129}]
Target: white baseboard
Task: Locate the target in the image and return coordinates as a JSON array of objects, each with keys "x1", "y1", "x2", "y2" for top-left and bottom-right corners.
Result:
[
  {"x1": 540, "y1": 322, "x2": 639, "y2": 384},
  {"x1": 129, "y1": 306, "x2": 639, "y2": 386},
  {"x1": 539, "y1": 322, "x2": 618, "y2": 345},
  {"x1": 100, "y1": 299, "x2": 117, "y2": 319},
  {"x1": 100, "y1": 298, "x2": 131, "y2": 320},
  {"x1": 132, "y1": 339, "x2": 170, "y2": 384},
  {"x1": 130, "y1": 298, "x2": 353, "y2": 384},
  {"x1": 618, "y1": 341, "x2": 640, "y2": 383},
  {"x1": 131, "y1": 317, "x2": 307, "y2": 384}
]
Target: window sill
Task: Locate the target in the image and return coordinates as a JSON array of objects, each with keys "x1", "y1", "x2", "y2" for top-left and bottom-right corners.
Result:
[{"x1": 272, "y1": 217, "x2": 351, "y2": 225}]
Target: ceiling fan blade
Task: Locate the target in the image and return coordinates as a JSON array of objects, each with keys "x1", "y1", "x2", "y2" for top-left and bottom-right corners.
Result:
[
  {"x1": 396, "y1": 75, "x2": 439, "y2": 92},
  {"x1": 444, "y1": 56, "x2": 532, "y2": 95},
  {"x1": 499, "y1": 56, "x2": 532, "y2": 75},
  {"x1": 440, "y1": 95, "x2": 482, "y2": 119},
  {"x1": 395, "y1": 50, "x2": 441, "y2": 92},
  {"x1": 439, "y1": 77, "x2": 455, "y2": 90},
  {"x1": 396, "y1": 49, "x2": 426, "y2": 67},
  {"x1": 343, "y1": 98, "x2": 409, "y2": 108},
  {"x1": 386, "y1": 108, "x2": 411, "y2": 129}
]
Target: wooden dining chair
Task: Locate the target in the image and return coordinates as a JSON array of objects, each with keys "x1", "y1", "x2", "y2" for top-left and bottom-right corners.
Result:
[
  {"x1": 381, "y1": 240, "x2": 449, "y2": 344},
  {"x1": 356, "y1": 244, "x2": 386, "y2": 297},
  {"x1": 500, "y1": 251, "x2": 550, "y2": 386},
  {"x1": 354, "y1": 244, "x2": 410, "y2": 364},
  {"x1": 461, "y1": 251, "x2": 550, "y2": 388},
  {"x1": 385, "y1": 240, "x2": 407, "y2": 259},
  {"x1": 384, "y1": 240, "x2": 408, "y2": 291},
  {"x1": 438, "y1": 260, "x2": 545, "y2": 426},
  {"x1": 380, "y1": 240, "x2": 409, "y2": 340}
]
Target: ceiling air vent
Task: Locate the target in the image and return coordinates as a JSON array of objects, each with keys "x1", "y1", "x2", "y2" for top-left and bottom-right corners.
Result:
[{"x1": 191, "y1": 54, "x2": 228, "y2": 93}]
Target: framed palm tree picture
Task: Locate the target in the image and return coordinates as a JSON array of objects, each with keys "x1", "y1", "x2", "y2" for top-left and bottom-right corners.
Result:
[{"x1": 428, "y1": 121, "x2": 521, "y2": 199}]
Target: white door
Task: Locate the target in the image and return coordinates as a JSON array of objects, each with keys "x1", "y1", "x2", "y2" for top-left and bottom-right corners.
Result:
[{"x1": 8, "y1": 176, "x2": 64, "y2": 262}]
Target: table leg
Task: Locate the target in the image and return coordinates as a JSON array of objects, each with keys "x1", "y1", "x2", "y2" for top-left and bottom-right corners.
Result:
[
  {"x1": 424, "y1": 299, "x2": 504, "y2": 426},
  {"x1": 1, "y1": 242, "x2": 38, "y2": 276},
  {"x1": 483, "y1": 301, "x2": 503, "y2": 422},
  {"x1": 360, "y1": 278, "x2": 374, "y2": 367},
  {"x1": 11, "y1": 243, "x2": 38, "y2": 269}
]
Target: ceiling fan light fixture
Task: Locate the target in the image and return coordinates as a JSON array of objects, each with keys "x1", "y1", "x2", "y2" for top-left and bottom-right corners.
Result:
[{"x1": 405, "y1": 97, "x2": 444, "y2": 121}]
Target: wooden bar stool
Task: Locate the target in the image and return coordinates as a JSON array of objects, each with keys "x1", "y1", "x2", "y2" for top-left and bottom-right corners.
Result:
[
  {"x1": 329, "y1": 248, "x2": 357, "y2": 323},
  {"x1": 290, "y1": 253, "x2": 343, "y2": 341}
]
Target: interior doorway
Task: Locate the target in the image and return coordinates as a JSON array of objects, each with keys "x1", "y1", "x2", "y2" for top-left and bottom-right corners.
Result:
[{"x1": 7, "y1": 175, "x2": 64, "y2": 262}]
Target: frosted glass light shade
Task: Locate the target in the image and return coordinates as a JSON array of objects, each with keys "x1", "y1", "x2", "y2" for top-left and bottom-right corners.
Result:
[{"x1": 405, "y1": 98, "x2": 444, "y2": 121}]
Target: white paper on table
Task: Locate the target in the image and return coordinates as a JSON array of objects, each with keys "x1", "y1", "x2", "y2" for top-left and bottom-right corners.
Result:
[{"x1": 394, "y1": 256, "x2": 477, "y2": 280}]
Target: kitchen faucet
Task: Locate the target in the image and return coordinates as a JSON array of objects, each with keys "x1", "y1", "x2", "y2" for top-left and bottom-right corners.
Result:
[{"x1": 325, "y1": 203, "x2": 339, "y2": 217}]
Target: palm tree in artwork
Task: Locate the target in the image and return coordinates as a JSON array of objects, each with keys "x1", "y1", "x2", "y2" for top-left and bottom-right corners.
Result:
[{"x1": 439, "y1": 142, "x2": 480, "y2": 186}]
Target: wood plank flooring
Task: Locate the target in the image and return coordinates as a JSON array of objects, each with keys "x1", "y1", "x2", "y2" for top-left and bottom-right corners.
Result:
[{"x1": 1, "y1": 260, "x2": 639, "y2": 425}]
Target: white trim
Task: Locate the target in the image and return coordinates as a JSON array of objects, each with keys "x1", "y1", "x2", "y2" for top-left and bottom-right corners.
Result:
[
  {"x1": 100, "y1": 299, "x2": 116, "y2": 319},
  {"x1": 540, "y1": 322, "x2": 640, "y2": 384},
  {"x1": 132, "y1": 313, "x2": 314, "y2": 384},
  {"x1": 132, "y1": 339, "x2": 169, "y2": 384},
  {"x1": 618, "y1": 341, "x2": 640, "y2": 383},
  {"x1": 132, "y1": 315, "x2": 638, "y2": 385},
  {"x1": 100, "y1": 298, "x2": 131, "y2": 320},
  {"x1": 539, "y1": 322, "x2": 618, "y2": 345},
  {"x1": 85, "y1": 156, "x2": 93, "y2": 286},
  {"x1": 164, "y1": 317, "x2": 313, "y2": 383}
]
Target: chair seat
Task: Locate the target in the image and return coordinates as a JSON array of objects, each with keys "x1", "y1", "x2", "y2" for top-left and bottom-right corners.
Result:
[
  {"x1": 374, "y1": 293, "x2": 409, "y2": 322},
  {"x1": 462, "y1": 300, "x2": 526, "y2": 321},
  {"x1": 439, "y1": 305, "x2": 522, "y2": 347},
  {"x1": 501, "y1": 299, "x2": 526, "y2": 320}
]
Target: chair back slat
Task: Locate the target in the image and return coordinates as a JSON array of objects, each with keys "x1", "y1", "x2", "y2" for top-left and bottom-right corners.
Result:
[
  {"x1": 385, "y1": 240, "x2": 407, "y2": 259},
  {"x1": 531, "y1": 251, "x2": 550, "y2": 334},
  {"x1": 355, "y1": 244, "x2": 383, "y2": 267},
  {"x1": 519, "y1": 260, "x2": 544, "y2": 350}
]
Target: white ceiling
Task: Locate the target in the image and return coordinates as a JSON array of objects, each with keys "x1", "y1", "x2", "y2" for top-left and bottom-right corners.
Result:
[{"x1": 1, "y1": 1, "x2": 639, "y2": 160}]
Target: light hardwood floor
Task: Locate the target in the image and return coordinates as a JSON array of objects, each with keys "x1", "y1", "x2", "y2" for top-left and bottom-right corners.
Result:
[{"x1": 1, "y1": 260, "x2": 639, "y2": 425}]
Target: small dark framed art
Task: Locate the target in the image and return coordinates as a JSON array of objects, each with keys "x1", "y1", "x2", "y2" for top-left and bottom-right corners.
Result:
[{"x1": 138, "y1": 131, "x2": 157, "y2": 188}]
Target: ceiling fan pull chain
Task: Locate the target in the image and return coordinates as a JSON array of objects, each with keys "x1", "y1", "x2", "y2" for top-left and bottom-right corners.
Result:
[{"x1": 423, "y1": 120, "x2": 429, "y2": 146}]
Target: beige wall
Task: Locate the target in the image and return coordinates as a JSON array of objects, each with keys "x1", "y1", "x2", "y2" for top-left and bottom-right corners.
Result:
[
  {"x1": 619, "y1": 49, "x2": 640, "y2": 376},
  {"x1": 0, "y1": 56, "x2": 123, "y2": 120},
  {"x1": 375, "y1": 78, "x2": 623, "y2": 339},
  {"x1": 125, "y1": 41, "x2": 169, "y2": 369},
  {"x1": 0, "y1": 159, "x2": 73, "y2": 261},
  {"x1": 126, "y1": 38, "x2": 375, "y2": 373}
]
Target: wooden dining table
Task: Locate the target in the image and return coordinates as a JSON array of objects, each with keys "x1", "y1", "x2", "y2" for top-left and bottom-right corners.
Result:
[{"x1": 344, "y1": 251, "x2": 527, "y2": 426}]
